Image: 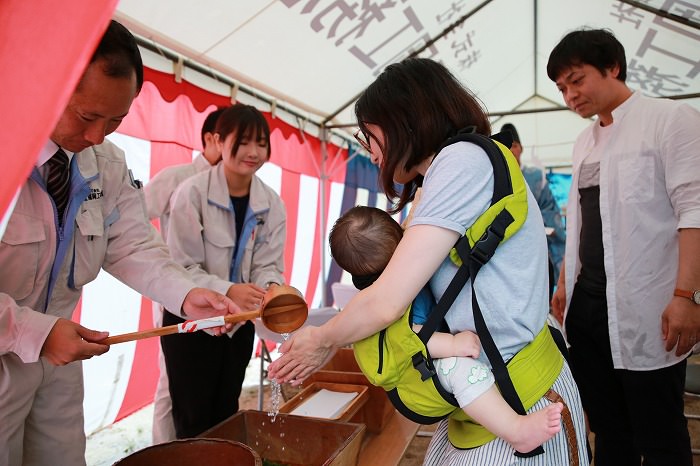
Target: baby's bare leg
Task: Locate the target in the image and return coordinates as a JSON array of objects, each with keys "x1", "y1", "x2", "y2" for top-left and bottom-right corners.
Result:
[
  {"x1": 465, "y1": 387, "x2": 563, "y2": 453},
  {"x1": 435, "y1": 356, "x2": 562, "y2": 453}
]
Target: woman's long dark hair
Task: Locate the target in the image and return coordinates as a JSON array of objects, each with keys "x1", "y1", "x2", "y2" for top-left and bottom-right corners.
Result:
[{"x1": 355, "y1": 58, "x2": 490, "y2": 212}]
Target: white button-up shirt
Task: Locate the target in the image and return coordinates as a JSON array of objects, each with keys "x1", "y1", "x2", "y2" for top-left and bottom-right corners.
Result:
[{"x1": 563, "y1": 91, "x2": 700, "y2": 370}]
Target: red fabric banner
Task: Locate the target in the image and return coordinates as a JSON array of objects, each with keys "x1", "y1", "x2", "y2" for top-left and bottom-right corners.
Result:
[{"x1": 0, "y1": 1, "x2": 118, "y2": 219}]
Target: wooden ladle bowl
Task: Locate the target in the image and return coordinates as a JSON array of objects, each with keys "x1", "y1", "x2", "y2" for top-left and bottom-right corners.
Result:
[{"x1": 260, "y1": 284, "x2": 308, "y2": 334}]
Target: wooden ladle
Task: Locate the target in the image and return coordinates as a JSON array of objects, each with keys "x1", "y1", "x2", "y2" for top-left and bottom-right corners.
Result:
[{"x1": 103, "y1": 285, "x2": 308, "y2": 345}]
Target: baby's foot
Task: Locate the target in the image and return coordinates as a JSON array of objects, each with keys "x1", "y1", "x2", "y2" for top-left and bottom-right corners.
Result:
[{"x1": 509, "y1": 402, "x2": 563, "y2": 454}]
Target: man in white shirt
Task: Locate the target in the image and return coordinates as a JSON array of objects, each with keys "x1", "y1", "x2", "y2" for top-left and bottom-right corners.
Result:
[
  {"x1": 548, "y1": 28, "x2": 699, "y2": 466},
  {"x1": 144, "y1": 106, "x2": 226, "y2": 443}
]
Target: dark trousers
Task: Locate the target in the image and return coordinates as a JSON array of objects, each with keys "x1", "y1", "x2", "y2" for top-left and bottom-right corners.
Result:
[
  {"x1": 565, "y1": 284, "x2": 691, "y2": 466},
  {"x1": 161, "y1": 311, "x2": 255, "y2": 438},
  {"x1": 547, "y1": 257, "x2": 555, "y2": 301}
]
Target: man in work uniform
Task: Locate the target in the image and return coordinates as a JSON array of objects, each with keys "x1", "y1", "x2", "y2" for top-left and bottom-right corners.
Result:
[{"x1": 0, "y1": 20, "x2": 238, "y2": 466}]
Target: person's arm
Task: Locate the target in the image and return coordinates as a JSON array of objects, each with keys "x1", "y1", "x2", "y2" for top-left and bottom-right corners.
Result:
[
  {"x1": 100, "y1": 150, "x2": 235, "y2": 328},
  {"x1": 268, "y1": 223, "x2": 459, "y2": 384},
  {"x1": 662, "y1": 228, "x2": 700, "y2": 356},
  {"x1": 413, "y1": 324, "x2": 480, "y2": 359},
  {"x1": 40, "y1": 318, "x2": 110, "y2": 365},
  {"x1": 535, "y1": 181, "x2": 565, "y2": 238},
  {"x1": 143, "y1": 164, "x2": 192, "y2": 220},
  {"x1": 181, "y1": 287, "x2": 240, "y2": 335},
  {"x1": 660, "y1": 104, "x2": 700, "y2": 356},
  {"x1": 0, "y1": 294, "x2": 109, "y2": 364}
]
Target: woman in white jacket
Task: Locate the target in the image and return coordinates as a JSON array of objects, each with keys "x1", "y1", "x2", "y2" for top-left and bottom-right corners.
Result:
[{"x1": 162, "y1": 104, "x2": 286, "y2": 438}]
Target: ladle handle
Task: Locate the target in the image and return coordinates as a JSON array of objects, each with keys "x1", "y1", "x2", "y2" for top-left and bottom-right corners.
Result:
[{"x1": 103, "y1": 310, "x2": 262, "y2": 345}]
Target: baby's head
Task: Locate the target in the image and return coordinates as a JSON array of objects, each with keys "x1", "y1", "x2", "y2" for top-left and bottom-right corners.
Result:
[{"x1": 329, "y1": 206, "x2": 403, "y2": 288}]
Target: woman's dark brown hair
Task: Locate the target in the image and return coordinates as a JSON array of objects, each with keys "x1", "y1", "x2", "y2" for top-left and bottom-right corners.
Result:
[{"x1": 354, "y1": 58, "x2": 490, "y2": 212}]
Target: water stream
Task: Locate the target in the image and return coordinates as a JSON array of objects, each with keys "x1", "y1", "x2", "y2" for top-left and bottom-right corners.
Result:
[{"x1": 267, "y1": 333, "x2": 290, "y2": 423}]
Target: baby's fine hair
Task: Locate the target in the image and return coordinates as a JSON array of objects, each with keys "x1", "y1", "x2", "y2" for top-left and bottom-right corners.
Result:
[{"x1": 329, "y1": 206, "x2": 403, "y2": 276}]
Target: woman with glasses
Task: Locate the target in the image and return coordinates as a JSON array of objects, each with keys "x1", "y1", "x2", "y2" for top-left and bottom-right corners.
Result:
[{"x1": 270, "y1": 58, "x2": 588, "y2": 465}]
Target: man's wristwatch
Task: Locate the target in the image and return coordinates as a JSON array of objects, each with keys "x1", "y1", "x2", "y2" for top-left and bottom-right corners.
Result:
[{"x1": 674, "y1": 288, "x2": 700, "y2": 305}]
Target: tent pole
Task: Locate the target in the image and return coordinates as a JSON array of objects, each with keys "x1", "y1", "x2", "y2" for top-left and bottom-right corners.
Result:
[
  {"x1": 617, "y1": 0, "x2": 700, "y2": 30},
  {"x1": 319, "y1": 126, "x2": 329, "y2": 307}
]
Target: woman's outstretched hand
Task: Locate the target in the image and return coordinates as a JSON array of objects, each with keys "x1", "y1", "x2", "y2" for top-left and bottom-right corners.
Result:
[{"x1": 267, "y1": 326, "x2": 336, "y2": 386}]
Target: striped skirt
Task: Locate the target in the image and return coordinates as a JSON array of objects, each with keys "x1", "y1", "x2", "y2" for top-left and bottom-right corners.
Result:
[{"x1": 423, "y1": 362, "x2": 588, "y2": 466}]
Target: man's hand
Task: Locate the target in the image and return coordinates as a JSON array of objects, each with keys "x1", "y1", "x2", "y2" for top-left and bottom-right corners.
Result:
[
  {"x1": 182, "y1": 287, "x2": 241, "y2": 335},
  {"x1": 227, "y1": 283, "x2": 266, "y2": 312},
  {"x1": 551, "y1": 283, "x2": 566, "y2": 325},
  {"x1": 40, "y1": 318, "x2": 109, "y2": 366},
  {"x1": 662, "y1": 296, "x2": 700, "y2": 356}
]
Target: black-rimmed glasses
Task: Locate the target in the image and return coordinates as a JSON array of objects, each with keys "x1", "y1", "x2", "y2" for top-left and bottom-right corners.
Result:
[{"x1": 353, "y1": 129, "x2": 372, "y2": 154}]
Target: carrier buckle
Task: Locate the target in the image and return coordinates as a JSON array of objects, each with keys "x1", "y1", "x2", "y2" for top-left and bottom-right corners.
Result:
[
  {"x1": 470, "y1": 224, "x2": 505, "y2": 265},
  {"x1": 412, "y1": 352, "x2": 435, "y2": 381}
]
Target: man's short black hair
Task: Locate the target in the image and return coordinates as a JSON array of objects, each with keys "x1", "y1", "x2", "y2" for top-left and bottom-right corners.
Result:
[
  {"x1": 201, "y1": 107, "x2": 227, "y2": 147},
  {"x1": 500, "y1": 123, "x2": 520, "y2": 144},
  {"x1": 90, "y1": 20, "x2": 144, "y2": 92},
  {"x1": 547, "y1": 28, "x2": 627, "y2": 83}
]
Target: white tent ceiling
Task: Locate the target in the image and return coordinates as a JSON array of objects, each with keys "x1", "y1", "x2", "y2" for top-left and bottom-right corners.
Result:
[{"x1": 114, "y1": 0, "x2": 700, "y2": 168}]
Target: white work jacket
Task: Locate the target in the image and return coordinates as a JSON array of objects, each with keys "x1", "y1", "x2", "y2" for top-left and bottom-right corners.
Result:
[
  {"x1": 0, "y1": 140, "x2": 197, "y2": 363},
  {"x1": 144, "y1": 153, "x2": 212, "y2": 241},
  {"x1": 167, "y1": 163, "x2": 286, "y2": 296}
]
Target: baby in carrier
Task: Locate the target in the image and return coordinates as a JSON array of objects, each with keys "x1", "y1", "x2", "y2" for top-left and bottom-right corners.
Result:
[{"x1": 329, "y1": 206, "x2": 563, "y2": 454}]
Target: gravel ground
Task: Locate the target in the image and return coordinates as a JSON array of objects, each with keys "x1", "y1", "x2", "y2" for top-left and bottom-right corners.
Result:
[{"x1": 85, "y1": 355, "x2": 265, "y2": 466}]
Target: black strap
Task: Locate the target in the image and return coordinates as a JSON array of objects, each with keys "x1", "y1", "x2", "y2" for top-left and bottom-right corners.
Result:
[
  {"x1": 436, "y1": 129, "x2": 513, "y2": 205},
  {"x1": 461, "y1": 212, "x2": 545, "y2": 457},
  {"x1": 417, "y1": 250, "x2": 470, "y2": 346},
  {"x1": 462, "y1": 214, "x2": 522, "y2": 416},
  {"x1": 419, "y1": 130, "x2": 544, "y2": 457}
]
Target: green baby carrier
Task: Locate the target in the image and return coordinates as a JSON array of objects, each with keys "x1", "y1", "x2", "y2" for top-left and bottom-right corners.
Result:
[{"x1": 352, "y1": 128, "x2": 554, "y2": 457}]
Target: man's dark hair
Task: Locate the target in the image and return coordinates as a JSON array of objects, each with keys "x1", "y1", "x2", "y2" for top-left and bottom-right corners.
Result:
[
  {"x1": 90, "y1": 20, "x2": 144, "y2": 92},
  {"x1": 547, "y1": 28, "x2": 627, "y2": 83},
  {"x1": 500, "y1": 123, "x2": 520, "y2": 144},
  {"x1": 201, "y1": 107, "x2": 228, "y2": 147}
]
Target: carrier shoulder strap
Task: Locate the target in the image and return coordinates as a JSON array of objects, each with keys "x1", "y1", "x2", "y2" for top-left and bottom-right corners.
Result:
[
  {"x1": 415, "y1": 128, "x2": 544, "y2": 458},
  {"x1": 416, "y1": 128, "x2": 513, "y2": 345}
]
